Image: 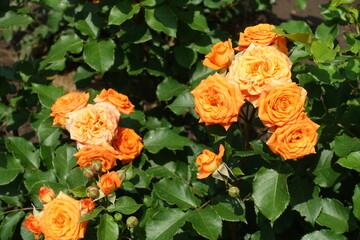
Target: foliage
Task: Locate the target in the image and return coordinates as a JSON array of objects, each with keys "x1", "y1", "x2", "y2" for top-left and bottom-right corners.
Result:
[{"x1": 0, "y1": 0, "x2": 359, "y2": 239}]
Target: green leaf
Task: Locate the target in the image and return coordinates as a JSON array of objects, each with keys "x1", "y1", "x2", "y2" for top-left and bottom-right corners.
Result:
[
  {"x1": 332, "y1": 134, "x2": 360, "y2": 157},
  {"x1": 109, "y1": 1, "x2": 140, "y2": 25},
  {"x1": 174, "y1": 45, "x2": 197, "y2": 69},
  {"x1": 167, "y1": 90, "x2": 194, "y2": 115},
  {"x1": 252, "y1": 167, "x2": 290, "y2": 224},
  {"x1": 311, "y1": 40, "x2": 339, "y2": 63},
  {"x1": 211, "y1": 195, "x2": 246, "y2": 222},
  {"x1": 37, "y1": 117, "x2": 61, "y2": 146},
  {"x1": 39, "y1": 33, "x2": 83, "y2": 70},
  {"x1": 352, "y1": 184, "x2": 360, "y2": 221},
  {"x1": 30, "y1": 83, "x2": 64, "y2": 108},
  {"x1": 313, "y1": 150, "x2": 340, "y2": 188},
  {"x1": 190, "y1": 62, "x2": 215, "y2": 84},
  {"x1": 0, "y1": 153, "x2": 23, "y2": 186},
  {"x1": 0, "y1": 211, "x2": 25, "y2": 240},
  {"x1": 345, "y1": 58, "x2": 360, "y2": 81},
  {"x1": 296, "y1": 0, "x2": 307, "y2": 9},
  {"x1": 53, "y1": 144, "x2": 78, "y2": 182},
  {"x1": 69, "y1": 186, "x2": 87, "y2": 198},
  {"x1": 0, "y1": 11, "x2": 33, "y2": 28},
  {"x1": 153, "y1": 178, "x2": 200, "y2": 210},
  {"x1": 97, "y1": 214, "x2": 119, "y2": 240},
  {"x1": 315, "y1": 22, "x2": 339, "y2": 41},
  {"x1": 143, "y1": 128, "x2": 192, "y2": 154},
  {"x1": 180, "y1": 9, "x2": 209, "y2": 32},
  {"x1": 145, "y1": 5, "x2": 178, "y2": 37},
  {"x1": 337, "y1": 151, "x2": 360, "y2": 172},
  {"x1": 107, "y1": 196, "x2": 142, "y2": 215},
  {"x1": 187, "y1": 206, "x2": 222, "y2": 240},
  {"x1": 156, "y1": 78, "x2": 186, "y2": 101},
  {"x1": 66, "y1": 167, "x2": 87, "y2": 189},
  {"x1": 301, "y1": 230, "x2": 346, "y2": 240},
  {"x1": 279, "y1": 20, "x2": 312, "y2": 34},
  {"x1": 316, "y1": 198, "x2": 350, "y2": 233},
  {"x1": 293, "y1": 198, "x2": 322, "y2": 225},
  {"x1": 80, "y1": 206, "x2": 105, "y2": 222},
  {"x1": 5, "y1": 137, "x2": 40, "y2": 169},
  {"x1": 145, "y1": 208, "x2": 186, "y2": 240},
  {"x1": 74, "y1": 12, "x2": 100, "y2": 39},
  {"x1": 84, "y1": 39, "x2": 115, "y2": 73}
]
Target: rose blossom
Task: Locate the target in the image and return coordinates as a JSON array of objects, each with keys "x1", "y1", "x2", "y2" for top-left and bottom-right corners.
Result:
[{"x1": 196, "y1": 144, "x2": 225, "y2": 179}]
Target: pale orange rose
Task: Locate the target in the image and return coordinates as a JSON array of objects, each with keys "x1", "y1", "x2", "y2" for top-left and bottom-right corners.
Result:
[
  {"x1": 39, "y1": 186, "x2": 55, "y2": 204},
  {"x1": 94, "y1": 88, "x2": 134, "y2": 115},
  {"x1": 258, "y1": 83, "x2": 307, "y2": 128},
  {"x1": 266, "y1": 114, "x2": 319, "y2": 160},
  {"x1": 66, "y1": 102, "x2": 120, "y2": 146},
  {"x1": 74, "y1": 142, "x2": 118, "y2": 172},
  {"x1": 97, "y1": 171, "x2": 122, "y2": 196},
  {"x1": 50, "y1": 92, "x2": 89, "y2": 127},
  {"x1": 39, "y1": 192, "x2": 89, "y2": 240},
  {"x1": 226, "y1": 44, "x2": 292, "y2": 106},
  {"x1": 112, "y1": 127, "x2": 143, "y2": 164},
  {"x1": 24, "y1": 214, "x2": 42, "y2": 239},
  {"x1": 203, "y1": 39, "x2": 235, "y2": 70},
  {"x1": 196, "y1": 144, "x2": 225, "y2": 179},
  {"x1": 79, "y1": 198, "x2": 95, "y2": 215},
  {"x1": 191, "y1": 73, "x2": 245, "y2": 130},
  {"x1": 235, "y1": 23, "x2": 287, "y2": 53}
]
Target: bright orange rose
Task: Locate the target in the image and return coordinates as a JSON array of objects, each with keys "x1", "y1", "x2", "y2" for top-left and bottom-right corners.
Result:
[
  {"x1": 50, "y1": 92, "x2": 89, "y2": 127},
  {"x1": 112, "y1": 127, "x2": 143, "y2": 164},
  {"x1": 24, "y1": 214, "x2": 42, "y2": 239},
  {"x1": 235, "y1": 23, "x2": 287, "y2": 53},
  {"x1": 196, "y1": 144, "x2": 225, "y2": 179},
  {"x1": 66, "y1": 102, "x2": 120, "y2": 147},
  {"x1": 226, "y1": 44, "x2": 292, "y2": 106},
  {"x1": 79, "y1": 198, "x2": 95, "y2": 215},
  {"x1": 258, "y1": 83, "x2": 307, "y2": 128},
  {"x1": 39, "y1": 186, "x2": 55, "y2": 204},
  {"x1": 266, "y1": 114, "x2": 319, "y2": 160},
  {"x1": 39, "y1": 192, "x2": 89, "y2": 240},
  {"x1": 94, "y1": 88, "x2": 134, "y2": 115},
  {"x1": 203, "y1": 39, "x2": 235, "y2": 70},
  {"x1": 191, "y1": 73, "x2": 245, "y2": 130},
  {"x1": 97, "y1": 171, "x2": 122, "y2": 196},
  {"x1": 74, "y1": 143, "x2": 118, "y2": 172}
]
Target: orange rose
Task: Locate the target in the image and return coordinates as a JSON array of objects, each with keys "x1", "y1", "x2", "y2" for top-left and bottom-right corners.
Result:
[
  {"x1": 203, "y1": 39, "x2": 235, "y2": 70},
  {"x1": 79, "y1": 198, "x2": 95, "y2": 215},
  {"x1": 39, "y1": 186, "x2": 55, "y2": 204},
  {"x1": 258, "y1": 83, "x2": 307, "y2": 128},
  {"x1": 196, "y1": 144, "x2": 225, "y2": 179},
  {"x1": 226, "y1": 44, "x2": 292, "y2": 106},
  {"x1": 50, "y1": 92, "x2": 89, "y2": 127},
  {"x1": 191, "y1": 73, "x2": 245, "y2": 130},
  {"x1": 112, "y1": 127, "x2": 143, "y2": 164},
  {"x1": 235, "y1": 23, "x2": 287, "y2": 53},
  {"x1": 39, "y1": 192, "x2": 89, "y2": 240},
  {"x1": 74, "y1": 143, "x2": 118, "y2": 172},
  {"x1": 66, "y1": 102, "x2": 120, "y2": 147},
  {"x1": 24, "y1": 214, "x2": 42, "y2": 239},
  {"x1": 97, "y1": 171, "x2": 122, "y2": 196},
  {"x1": 94, "y1": 88, "x2": 134, "y2": 115},
  {"x1": 266, "y1": 114, "x2": 319, "y2": 160}
]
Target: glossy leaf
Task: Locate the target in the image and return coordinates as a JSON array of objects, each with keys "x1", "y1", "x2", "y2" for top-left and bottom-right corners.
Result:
[
  {"x1": 0, "y1": 153, "x2": 23, "y2": 186},
  {"x1": 332, "y1": 133, "x2": 360, "y2": 157},
  {"x1": 301, "y1": 230, "x2": 346, "y2": 240},
  {"x1": 0, "y1": 11, "x2": 33, "y2": 28},
  {"x1": 167, "y1": 90, "x2": 194, "y2": 115},
  {"x1": 145, "y1": 5, "x2": 177, "y2": 37},
  {"x1": 316, "y1": 198, "x2": 350, "y2": 233},
  {"x1": 210, "y1": 195, "x2": 246, "y2": 222},
  {"x1": 107, "y1": 196, "x2": 142, "y2": 215},
  {"x1": 337, "y1": 151, "x2": 360, "y2": 172},
  {"x1": 313, "y1": 150, "x2": 341, "y2": 188},
  {"x1": 109, "y1": 1, "x2": 140, "y2": 25},
  {"x1": 5, "y1": 137, "x2": 40, "y2": 169},
  {"x1": 0, "y1": 211, "x2": 25, "y2": 240},
  {"x1": 84, "y1": 39, "x2": 115, "y2": 73},
  {"x1": 174, "y1": 45, "x2": 197, "y2": 69},
  {"x1": 187, "y1": 206, "x2": 222, "y2": 240},
  {"x1": 53, "y1": 144, "x2": 78, "y2": 182},
  {"x1": 156, "y1": 78, "x2": 186, "y2": 101},
  {"x1": 97, "y1": 214, "x2": 119, "y2": 240},
  {"x1": 30, "y1": 83, "x2": 64, "y2": 109}
]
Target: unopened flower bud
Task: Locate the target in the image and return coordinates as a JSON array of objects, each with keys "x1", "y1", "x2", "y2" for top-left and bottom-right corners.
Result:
[
  {"x1": 143, "y1": 195, "x2": 154, "y2": 207},
  {"x1": 116, "y1": 170, "x2": 126, "y2": 181},
  {"x1": 126, "y1": 216, "x2": 139, "y2": 228},
  {"x1": 86, "y1": 186, "x2": 100, "y2": 199},
  {"x1": 114, "y1": 213, "x2": 123, "y2": 222},
  {"x1": 228, "y1": 186, "x2": 240, "y2": 198},
  {"x1": 83, "y1": 166, "x2": 94, "y2": 179},
  {"x1": 91, "y1": 160, "x2": 102, "y2": 172},
  {"x1": 39, "y1": 186, "x2": 55, "y2": 204}
]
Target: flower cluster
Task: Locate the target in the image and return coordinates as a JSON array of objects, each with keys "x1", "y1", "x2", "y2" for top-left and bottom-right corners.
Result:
[
  {"x1": 24, "y1": 187, "x2": 95, "y2": 240},
  {"x1": 193, "y1": 23, "x2": 319, "y2": 176}
]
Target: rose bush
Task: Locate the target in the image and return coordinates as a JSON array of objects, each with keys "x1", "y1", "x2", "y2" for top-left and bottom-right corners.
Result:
[{"x1": 0, "y1": 0, "x2": 359, "y2": 239}]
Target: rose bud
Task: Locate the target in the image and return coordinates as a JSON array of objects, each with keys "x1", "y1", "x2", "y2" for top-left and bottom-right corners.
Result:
[
  {"x1": 39, "y1": 186, "x2": 55, "y2": 204},
  {"x1": 83, "y1": 166, "x2": 94, "y2": 179},
  {"x1": 228, "y1": 186, "x2": 240, "y2": 198},
  {"x1": 91, "y1": 160, "x2": 103, "y2": 172},
  {"x1": 86, "y1": 186, "x2": 100, "y2": 199},
  {"x1": 126, "y1": 216, "x2": 139, "y2": 228},
  {"x1": 114, "y1": 213, "x2": 123, "y2": 222}
]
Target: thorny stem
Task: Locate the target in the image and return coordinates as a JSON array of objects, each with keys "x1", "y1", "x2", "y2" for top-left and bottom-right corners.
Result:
[{"x1": 197, "y1": 199, "x2": 211, "y2": 210}]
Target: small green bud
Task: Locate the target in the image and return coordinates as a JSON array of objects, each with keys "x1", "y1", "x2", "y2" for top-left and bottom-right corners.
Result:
[
  {"x1": 86, "y1": 186, "x2": 100, "y2": 199},
  {"x1": 114, "y1": 213, "x2": 123, "y2": 222},
  {"x1": 228, "y1": 186, "x2": 240, "y2": 198},
  {"x1": 126, "y1": 216, "x2": 139, "y2": 228},
  {"x1": 143, "y1": 195, "x2": 154, "y2": 207},
  {"x1": 91, "y1": 160, "x2": 102, "y2": 172},
  {"x1": 83, "y1": 166, "x2": 94, "y2": 179}
]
